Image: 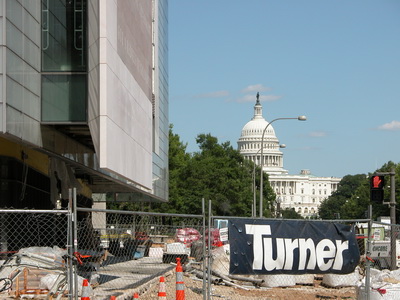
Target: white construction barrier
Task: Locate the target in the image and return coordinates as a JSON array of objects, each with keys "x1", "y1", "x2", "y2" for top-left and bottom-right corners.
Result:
[
  {"x1": 294, "y1": 274, "x2": 315, "y2": 285},
  {"x1": 322, "y1": 267, "x2": 362, "y2": 288},
  {"x1": 259, "y1": 274, "x2": 296, "y2": 288}
]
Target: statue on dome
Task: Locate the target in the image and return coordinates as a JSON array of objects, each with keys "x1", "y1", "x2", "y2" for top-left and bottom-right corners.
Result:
[{"x1": 256, "y1": 92, "x2": 260, "y2": 104}]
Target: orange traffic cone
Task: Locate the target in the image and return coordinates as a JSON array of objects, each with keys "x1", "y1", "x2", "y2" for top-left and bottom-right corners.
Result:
[
  {"x1": 158, "y1": 276, "x2": 166, "y2": 299},
  {"x1": 133, "y1": 292, "x2": 139, "y2": 298},
  {"x1": 110, "y1": 296, "x2": 116, "y2": 300},
  {"x1": 81, "y1": 279, "x2": 91, "y2": 300},
  {"x1": 176, "y1": 257, "x2": 185, "y2": 300}
]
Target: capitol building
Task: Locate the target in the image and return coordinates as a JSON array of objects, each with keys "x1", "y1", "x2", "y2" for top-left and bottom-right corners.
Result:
[{"x1": 237, "y1": 95, "x2": 341, "y2": 218}]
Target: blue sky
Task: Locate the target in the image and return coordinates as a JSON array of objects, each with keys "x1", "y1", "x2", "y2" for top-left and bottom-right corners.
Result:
[{"x1": 168, "y1": 0, "x2": 400, "y2": 178}]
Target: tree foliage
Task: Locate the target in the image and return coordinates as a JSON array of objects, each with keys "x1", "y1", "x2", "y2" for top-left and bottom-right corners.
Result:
[
  {"x1": 168, "y1": 132, "x2": 275, "y2": 216},
  {"x1": 280, "y1": 208, "x2": 303, "y2": 219},
  {"x1": 150, "y1": 129, "x2": 276, "y2": 217},
  {"x1": 319, "y1": 161, "x2": 400, "y2": 221},
  {"x1": 318, "y1": 174, "x2": 367, "y2": 219}
]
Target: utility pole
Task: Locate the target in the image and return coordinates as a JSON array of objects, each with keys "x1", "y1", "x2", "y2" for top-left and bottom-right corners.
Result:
[{"x1": 374, "y1": 168, "x2": 396, "y2": 270}]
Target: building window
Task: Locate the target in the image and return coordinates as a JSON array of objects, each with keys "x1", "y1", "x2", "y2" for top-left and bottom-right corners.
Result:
[
  {"x1": 42, "y1": 75, "x2": 86, "y2": 122},
  {"x1": 42, "y1": 0, "x2": 88, "y2": 123},
  {"x1": 42, "y1": 0, "x2": 87, "y2": 71}
]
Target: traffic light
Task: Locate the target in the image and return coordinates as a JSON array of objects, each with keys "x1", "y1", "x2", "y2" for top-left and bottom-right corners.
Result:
[{"x1": 370, "y1": 175, "x2": 385, "y2": 203}]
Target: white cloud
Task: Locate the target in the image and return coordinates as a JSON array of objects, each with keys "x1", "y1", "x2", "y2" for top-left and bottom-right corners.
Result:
[
  {"x1": 194, "y1": 90, "x2": 229, "y2": 98},
  {"x1": 234, "y1": 94, "x2": 282, "y2": 103},
  {"x1": 241, "y1": 84, "x2": 271, "y2": 93},
  {"x1": 235, "y1": 94, "x2": 255, "y2": 103},
  {"x1": 309, "y1": 131, "x2": 327, "y2": 138},
  {"x1": 378, "y1": 120, "x2": 400, "y2": 131}
]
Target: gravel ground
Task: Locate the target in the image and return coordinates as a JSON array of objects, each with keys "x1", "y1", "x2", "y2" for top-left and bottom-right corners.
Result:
[{"x1": 137, "y1": 271, "x2": 357, "y2": 300}]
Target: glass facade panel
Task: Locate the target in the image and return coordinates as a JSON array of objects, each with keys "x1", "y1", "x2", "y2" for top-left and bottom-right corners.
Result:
[
  {"x1": 41, "y1": 0, "x2": 87, "y2": 123},
  {"x1": 42, "y1": 0, "x2": 86, "y2": 71},
  {"x1": 152, "y1": 0, "x2": 169, "y2": 200},
  {"x1": 42, "y1": 75, "x2": 86, "y2": 122}
]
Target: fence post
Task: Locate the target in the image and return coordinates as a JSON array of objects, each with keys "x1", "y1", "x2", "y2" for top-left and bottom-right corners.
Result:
[
  {"x1": 67, "y1": 189, "x2": 74, "y2": 298},
  {"x1": 207, "y1": 200, "x2": 212, "y2": 300},
  {"x1": 202, "y1": 198, "x2": 207, "y2": 300},
  {"x1": 389, "y1": 168, "x2": 396, "y2": 270},
  {"x1": 73, "y1": 188, "x2": 79, "y2": 300},
  {"x1": 68, "y1": 188, "x2": 80, "y2": 299}
]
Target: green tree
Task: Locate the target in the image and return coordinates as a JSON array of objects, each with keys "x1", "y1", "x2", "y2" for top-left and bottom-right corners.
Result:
[
  {"x1": 280, "y1": 208, "x2": 303, "y2": 219},
  {"x1": 318, "y1": 174, "x2": 367, "y2": 219},
  {"x1": 163, "y1": 132, "x2": 276, "y2": 217},
  {"x1": 178, "y1": 133, "x2": 253, "y2": 216},
  {"x1": 319, "y1": 161, "x2": 400, "y2": 221},
  {"x1": 340, "y1": 162, "x2": 400, "y2": 220}
]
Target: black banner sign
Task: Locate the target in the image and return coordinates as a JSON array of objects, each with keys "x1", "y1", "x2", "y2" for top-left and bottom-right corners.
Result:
[{"x1": 229, "y1": 219, "x2": 360, "y2": 275}]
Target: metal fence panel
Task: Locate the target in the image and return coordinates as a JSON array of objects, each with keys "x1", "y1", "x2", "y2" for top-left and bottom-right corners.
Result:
[
  {"x1": 2, "y1": 208, "x2": 400, "y2": 300},
  {"x1": 77, "y1": 208, "x2": 205, "y2": 299},
  {"x1": 0, "y1": 210, "x2": 71, "y2": 298}
]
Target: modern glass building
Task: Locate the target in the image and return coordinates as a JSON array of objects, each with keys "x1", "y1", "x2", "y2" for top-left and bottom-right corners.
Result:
[{"x1": 0, "y1": 0, "x2": 169, "y2": 209}]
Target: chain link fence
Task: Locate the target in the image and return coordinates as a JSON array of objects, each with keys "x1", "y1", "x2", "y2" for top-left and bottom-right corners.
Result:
[
  {"x1": 1, "y1": 207, "x2": 400, "y2": 299},
  {"x1": 359, "y1": 221, "x2": 400, "y2": 299},
  {"x1": 0, "y1": 210, "x2": 71, "y2": 298},
  {"x1": 78, "y1": 208, "x2": 205, "y2": 299}
]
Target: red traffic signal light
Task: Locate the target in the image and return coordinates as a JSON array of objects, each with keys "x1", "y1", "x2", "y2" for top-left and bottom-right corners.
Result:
[
  {"x1": 371, "y1": 175, "x2": 384, "y2": 189},
  {"x1": 370, "y1": 175, "x2": 385, "y2": 202}
]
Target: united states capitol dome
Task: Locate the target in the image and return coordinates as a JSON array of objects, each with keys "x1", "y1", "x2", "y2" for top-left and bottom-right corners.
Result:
[
  {"x1": 240, "y1": 113, "x2": 276, "y2": 139},
  {"x1": 238, "y1": 94, "x2": 278, "y2": 143},
  {"x1": 237, "y1": 93, "x2": 285, "y2": 175}
]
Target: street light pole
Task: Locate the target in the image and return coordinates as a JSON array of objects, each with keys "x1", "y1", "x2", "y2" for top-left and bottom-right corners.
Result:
[
  {"x1": 253, "y1": 144, "x2": 285, "y2": 217},
  {"x1": 259, "y1": 116, "x2": 306, "y2": 218},
  {"x1": 252, "y1": 150, "x2": 260, "y2": 217},
  {"x1": 276, "y1": 196, "x2": 282, "y2": 218}
]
